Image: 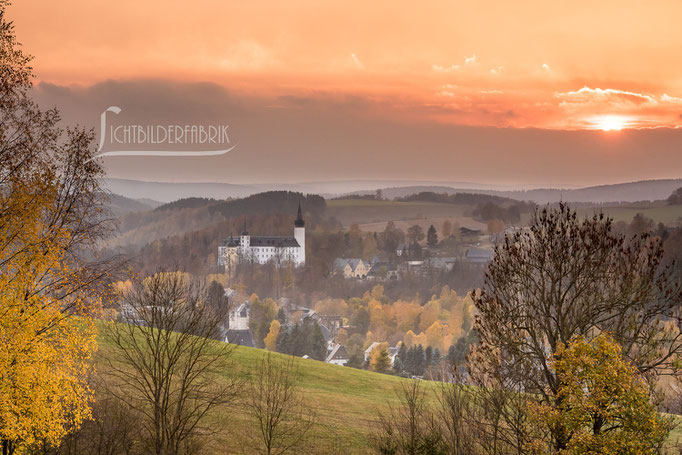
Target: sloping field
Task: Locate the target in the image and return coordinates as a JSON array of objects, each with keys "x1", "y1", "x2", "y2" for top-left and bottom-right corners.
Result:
[{"x1": 96, "y1": 331, "x2": 431, "y2": 454}]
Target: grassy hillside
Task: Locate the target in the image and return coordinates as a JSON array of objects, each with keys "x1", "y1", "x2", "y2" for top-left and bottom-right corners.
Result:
[
  {"x1": 96, "y1": 328, "x2": 682, "y2": 454},
  {"x1": 96, "y1": 329, "x2": 423, "y2": 454}
]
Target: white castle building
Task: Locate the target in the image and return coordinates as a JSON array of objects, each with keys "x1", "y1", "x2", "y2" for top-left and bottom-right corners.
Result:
[{"x1": 218, "y1": 205, "x2": 306, "y2": 271}]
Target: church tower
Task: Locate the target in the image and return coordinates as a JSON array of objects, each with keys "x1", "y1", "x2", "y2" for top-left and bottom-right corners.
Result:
[
  {"x1": 294, "y1": 204, "x2": 305, "y2": 265},
  {"x1": 240, "y1": 218, "x2": 250, "y2": 248}
]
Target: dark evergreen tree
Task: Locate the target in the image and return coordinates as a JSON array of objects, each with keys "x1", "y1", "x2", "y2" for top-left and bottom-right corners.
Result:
[
  {"x1": 345, "y1": 353, "x2": 364, "y2": 369},
  {"x1": 427, "y1": 224, "x2": 438, "y2": 248},
  {"x1": 425, "y1": 346, "x2": 433, "y2": 366},
  {"x1": 415, "y1": 345, "x2": 425, "y2": 376},
  {"x1": 446, "y1": 345, "x2": 457, "y2": 366},
  {"x1": 432, "y1": 347, "x2": 441, "y2": 366},
  {"x1": 308, "y1": 320, "x2": 327, "y2": 361},
  {"x1": 277, "y1": 307, "x2": 287, "y2": 325}
]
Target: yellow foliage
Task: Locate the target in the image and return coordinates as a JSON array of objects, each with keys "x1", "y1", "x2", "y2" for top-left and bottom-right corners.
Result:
[
  {"x1": 314, "y1": 298, "x2": 348, "y2": 317},
  {"x1": 0, "y1": 182, "x2": 98, "y2": 449},
  {"x1": 263, "y1": 320, "x2": 281, "y2": 351},
  {"x1": 404, "y1": 330, "x2": 427, "y2": 348},
  {"x1": 206, "y1": 273, "x2": 228, "y2": 286},
  {"x1": 425, "y1": 321, "x2": 447, "y2": 351},
  {"x1": 419, "y1": 300, "x2": 441, "y2": 332},
  {"x1": 369, "y1": 342, "x2": 389, "y2": 371},
  {"x1": 527, "y1": 334, "x2": 671, "y2": 454}
]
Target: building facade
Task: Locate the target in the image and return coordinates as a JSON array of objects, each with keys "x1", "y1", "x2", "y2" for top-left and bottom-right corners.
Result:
[{"x1": 218, "y1": 205, "x2": 306, "y2": 271}]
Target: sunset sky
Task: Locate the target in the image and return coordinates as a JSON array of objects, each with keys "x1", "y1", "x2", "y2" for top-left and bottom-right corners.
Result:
[{"x1": 9, "y1": 1, "x2": 682, "y2": 185}]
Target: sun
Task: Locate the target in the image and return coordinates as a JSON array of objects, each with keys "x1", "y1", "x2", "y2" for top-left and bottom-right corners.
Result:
[{"x1": 590, "y1": 115, "x2": 630, "y2": 131}]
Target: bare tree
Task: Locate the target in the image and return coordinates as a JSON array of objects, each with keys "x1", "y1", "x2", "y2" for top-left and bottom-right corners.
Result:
[
  {"x1": 472, "y1": 204, "x2": 682, "y2": 451},
  {"x1": 436, "y1": 371, "x2": 476, "y2": 455},
  {"x1": 370, "y1": 380, "x2": 446, "y2": 455},
  {"x1": 104, "y1": 272, "x2": 239, "y2": 455},
  {"x1": 242, "y1": 353, "x2": 315, "y2": 455}
]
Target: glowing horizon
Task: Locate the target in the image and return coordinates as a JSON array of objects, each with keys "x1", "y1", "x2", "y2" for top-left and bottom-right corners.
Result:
[{"x1": 10, "y1": 0, "x2": 682, "y2": 131}]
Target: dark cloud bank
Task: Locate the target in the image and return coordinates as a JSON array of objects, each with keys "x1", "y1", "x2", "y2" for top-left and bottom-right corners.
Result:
[{"x1": 33, "y1": 79, "x2": 682, "y2": 188}]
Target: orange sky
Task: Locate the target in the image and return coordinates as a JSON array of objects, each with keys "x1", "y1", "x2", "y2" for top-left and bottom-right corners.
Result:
[{"x1": 11, "y1": 0, "x2": 682, "y2": 131}]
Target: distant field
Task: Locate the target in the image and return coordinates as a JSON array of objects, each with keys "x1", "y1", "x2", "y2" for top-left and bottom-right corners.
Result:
[
  {"x1": 577, "y1": 202, "x2": 682, "y2": 225},
  {"x1": 327, "y1": 199, "x2": 476, "y2": 227},
  {"x1": 357, "y1": 217, "x2": 487, "y2": 235}
]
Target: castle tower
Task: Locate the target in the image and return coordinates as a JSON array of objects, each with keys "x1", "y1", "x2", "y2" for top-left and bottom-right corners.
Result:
[
  {"x1": 294, "y1": 203, "x2": 305, "y2": 265},
  {"x1": 240, "y1": 218, "x2": 250, "y2": 248}
]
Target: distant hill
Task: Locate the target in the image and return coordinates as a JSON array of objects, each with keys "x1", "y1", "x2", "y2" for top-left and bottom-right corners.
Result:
[
  {"x1": 109, "y1": 191, "x2": 325, "y2": 251},
  {"x1": 105, "y1": 193, "x2": 161, "y2": 216},
  {"x1": 350, "y1": 179, "x2": 682, "y2": 204},
  {"x1": 102, "y1": 178, "x2": 552, "y2": 203}
]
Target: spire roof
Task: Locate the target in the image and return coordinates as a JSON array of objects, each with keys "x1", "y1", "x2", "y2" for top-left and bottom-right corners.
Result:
[{"x1": 294, "y1": 203, "x2": 305, "y2": 227}]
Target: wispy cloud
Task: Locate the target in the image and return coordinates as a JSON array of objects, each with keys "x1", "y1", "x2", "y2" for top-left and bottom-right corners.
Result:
[
  {"x1": 350, "y1": 53, "x2": 364, "y2": 69},
  {"x1": 465, "y1": 54, "x2": 477, "y2": 64},
  {"x1": 555, "y1": 86, "x2": 657, "y2": 106},
  {"x1": 432, "y1": 64, "x2": 460, "y2": 73}
]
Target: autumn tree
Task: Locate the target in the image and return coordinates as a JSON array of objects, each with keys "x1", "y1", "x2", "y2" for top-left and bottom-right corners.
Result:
[
  {"x1": 105, "y1": 272, "x2": 240, "y2": 455},
  {"x1": 374, "y1": 349, "x2": 392, "y2": 374},
  {"x1": 242, "y1": 353, "x2": 315, "y2": 455},
  {"x1": 441, "y1": 220, "x2": 453, "y2": 239},
  {"x1": 486, "y1": 219, "x2": 504, "y2": 235},
  {"x1": 264, "y1": 320, "x2": 281, "y2": 351},
  {"x1": 473, "y1": 204, "x2": 682, "y2": 451},
  {"x1": 0, "y1": 3, "x2": 118, "y2": 452},
  {"x1": 528, "y1": 335, "x2": 671, "y2": 454},
  {"x1": 249, "y1": 295, "x2": 277, "y2": 348}
]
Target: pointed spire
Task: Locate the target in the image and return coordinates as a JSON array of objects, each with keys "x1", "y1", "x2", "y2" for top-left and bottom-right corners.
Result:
[
  {"x1": 241, "y1": 217, "x2": 248, "y2": 236},
  {"x1": 295, "y1": 203, "x2": 305, "y2": 228}
]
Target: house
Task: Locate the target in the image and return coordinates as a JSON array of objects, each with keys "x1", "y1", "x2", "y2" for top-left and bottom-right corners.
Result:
[
  {"x1": 364, "y1": 342, "x2": 380, "y2": 362},
  {"x1": 225, "y1": 330, "x2": 255, "y2": 347},
  {"x1": 396, "y1": 244, "x2": 407, "y2": 257},
  {"x1": 366, "y1": 262, "x2": 399, "y2": 281},
  {"x1": 387, "y1": 345, "x2": 401, "y2": 366},
  {"x1": 460, "y1": 226, "x2": 482, "y2": 237},
  {"x1": 424, "y1": 257, "x2": 458, "y2": 272},
  {"x1": 218, "y1": 205, "x2": 306, "y2": 272},
  {"x1": 224, "y1": 300, "x2": 255, "y2": 347},
  {"x1": 228, "y1": 301, "x2": 250, "y2": 330},
  {"x1": 325, "y1": 344, "x2": 350, "y2": 366},
  {"x1": 333, "y1": 258, "x2": 371, "y2": 279},
  {"x1": 317, "y1": 315, "x2": 343, "y2": 338},
  {"x1": 364, "y1": 342, "x2": 401, "y2": 365},
  {"x1": 465, "y1": 248, "x2": 494, "y2": 264}
]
